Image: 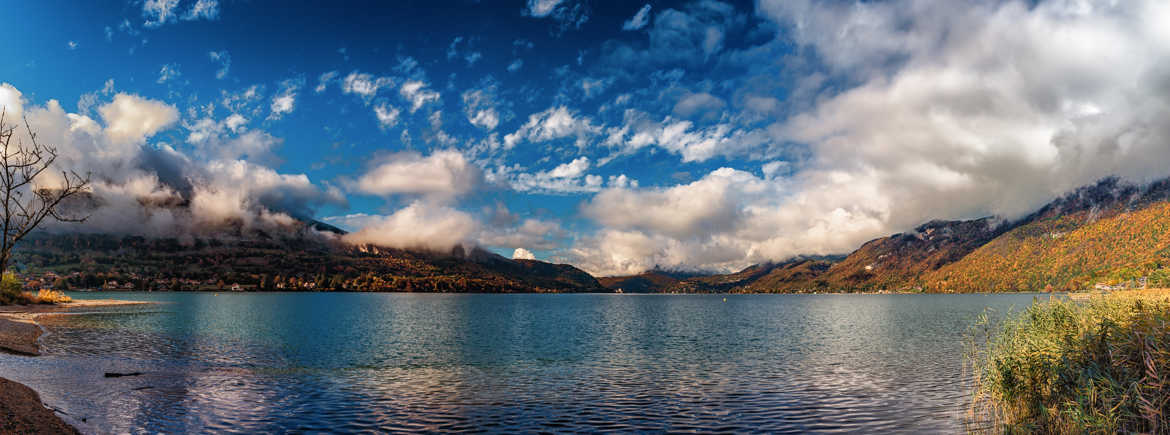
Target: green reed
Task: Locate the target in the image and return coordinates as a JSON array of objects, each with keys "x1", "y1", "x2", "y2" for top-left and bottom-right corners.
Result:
[{"x1": 969, "y1": 292, "x2": 1170, "y2": 433}]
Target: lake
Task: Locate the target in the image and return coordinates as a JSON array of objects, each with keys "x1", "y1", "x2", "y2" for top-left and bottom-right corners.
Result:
[{"x1": 0, "y1": 292, "x2": 1048, "y2": 433}]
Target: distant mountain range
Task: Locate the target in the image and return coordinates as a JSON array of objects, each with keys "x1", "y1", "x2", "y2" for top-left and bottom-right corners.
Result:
[
  {"x1": 13, "y1": 176, "x2": 1170, "y2": 294},
  {"x1": 12, "y1": 227, "x2": 605, "y2": 293},
  {"x1": 601, "y1": 177, "x2": 1170, "y2": 293}
]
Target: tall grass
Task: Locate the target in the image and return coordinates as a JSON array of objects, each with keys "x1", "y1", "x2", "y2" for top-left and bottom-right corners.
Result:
[
  {"x1": 970, "y1": 292, "x2": 1170, "y2": 433},
  {"x1": 0, "y1": 273, "x2": 71, "y2": 305},
  {"x1": 0, "y1": 272, "x2": 24, "y2": 305}
]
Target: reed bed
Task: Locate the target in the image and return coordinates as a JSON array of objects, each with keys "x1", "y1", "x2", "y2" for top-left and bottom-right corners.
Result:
[{"x1": 970, "y1": 292, "x2": 1170, "y2": 433}]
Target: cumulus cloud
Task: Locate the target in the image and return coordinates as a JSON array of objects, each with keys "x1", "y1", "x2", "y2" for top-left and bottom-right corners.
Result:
[
  {"x1": 185, "y1": 113, "x2": 284, "y2": 166},
  {"x1": 672, "y1": 92, "x2": 726, "y2": 120},
  {"x1": 524, "y1": 0, "x2": 589, "y2": 34},
  {"x1": 315, "y1": 71, "x2": 338, "y2": 93},
  {"x1": 0, "y1": 83, "x2": 340, "y2": 238},
  {"x1": 268, "y1": 78, "x2": 303, "y2": 120},
  {"x1": 99, "y1": 93, "x2": 179, "y2": 145},
  {"x1": 143, "y1": 0, "x2": 219, "y2": 27},
  {"x1": 462, "y1": 88, "x2": 500, "y2": 130},
  {"x1": 583, "y1": 168, "x2": 761, "y2": 240},
  {"x1": 526, "y1": 0, "x2": 564, "y2": 17},
  {"x1": 373, "y1": 104, "x2": 401, "y2": 129},
  {"x1": 512, "y1": 248, "x2": 537, "y2": 260},
  {"x1": 622, "y1": 4, "x2": 652, "y2": 31},
  {"x1": 142, "y1": 0, "x2": 180, "y2": 27},
  {"x1": 399, "y1": 80, "x2": 440, "y2": 113},
  {"x1": 481, "y1": 218, "x2": 565, "y2": 251},
  {"x1": 341, "y1": 71, "x2": 393, "y2": 102},
  {"x1": 504, "y1": 106, "x2": 600, "y2": 149},
  {"x1": 355, "y1": 150, "x2": 481, "y2": 199},
  {"x1": 184, "y1": 0, "x2": 219, "y2": 20},
  {"x1": 602, "y1": 110, "x2": 773, "y2": 162},
  {"x1": 605, "y1": 1, "x2": 740, "y2": 67},
  {"x1": 341, "y1": 202, "x2": 478, "y2": 252},
  {"x1": 494, "y1": 157, "x2": 636, "y2": 195},
  {"x1": 572, "y1": 0, "x2": 1170, "y2": 276}
]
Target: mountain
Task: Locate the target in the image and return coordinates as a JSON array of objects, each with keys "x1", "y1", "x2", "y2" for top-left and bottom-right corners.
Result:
[
  {"x1": 601, "y1": 177, "x2": 1170, "y2": 293},
  {"x1": 598, "y1": 256, "x2": 844, "y2": 293},
  {"x1": 597, "y1": 271, "x2": 682, "y2": 293},
  {"x1": 12, "y1": 229, "x2": 605, "y2": 293},
  {"x1": 921, "y1": 177, "x2": 1170, "y2": 292},
  {"x1": 737, "y1": 217, "x2": 1012, "y2": 293}
]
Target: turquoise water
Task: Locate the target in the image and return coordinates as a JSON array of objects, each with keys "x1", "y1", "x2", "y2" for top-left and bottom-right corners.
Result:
[{"x1": 0, "y1": 292, "x2": 1047, "y2": 433}]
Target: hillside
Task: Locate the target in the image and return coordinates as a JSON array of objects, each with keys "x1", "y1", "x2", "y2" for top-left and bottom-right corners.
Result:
[
  {"x1": 602, "y1": 177, "x2": 1170, "y2": 293},
  {"x1": 922, "y1": 181, "x2": 1170, "y2": 292},
  {"x1": 12, "y1": 231, "x2": 605, "y2": 293},
  {"x1": 744, "y1": 218, "x2": 1010, "y2": 293},
  {"x1": 597, "y1": 271, "x2": 682, "y2": 293}
]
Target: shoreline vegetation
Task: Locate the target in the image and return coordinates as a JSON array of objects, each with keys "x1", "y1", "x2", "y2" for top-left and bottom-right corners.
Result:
[
  {"x1": 970, "y1": 288, "x2": 1170, "y2": 433},
  {"x1": 0, "y1": 299, "x2": 151, "y2": 434}
]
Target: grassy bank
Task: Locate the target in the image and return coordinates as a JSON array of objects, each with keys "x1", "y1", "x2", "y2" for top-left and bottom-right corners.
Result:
[
  {"x1": 970, "y1": 290, "x2": 1170, "y2": 433},
  {"x1": 0, "y1": 273, "x2": 71, "y2": 305}
]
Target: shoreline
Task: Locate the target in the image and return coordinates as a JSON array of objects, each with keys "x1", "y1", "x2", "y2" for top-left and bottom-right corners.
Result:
[{"x1": 0, "y1": 299, "x2": 151, "y2": 434}]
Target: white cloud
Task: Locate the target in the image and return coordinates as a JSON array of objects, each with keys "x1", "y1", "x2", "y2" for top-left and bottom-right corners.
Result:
[
  {"x1": 268, "y1": 78, "x2": 303, "y2": 120},
  {"x1": 462, "y1": 88, "x2": 500, "y2": 130},
  {"x1": 341, "y1": 202, "x2": 478, "y2": 252},
  {"x1": 672, "y1": 92, "x2": 726, "y2": 119},
  {"x1": 579, "y1": 77, "x2": 614, "y2": 99},
  {"x1": 143, "y1": 0, "x2": 179, "y2": 27},
  {"x1": 583, "y1": 168, "x2": 762, "y2": 239},
  {"x1": 603, "y1": 111, "x2": 771, "y2": 162},
  {"x1": 315, "y1": 71, "x2": 338, "y2": 93},
  {"x1": 507, "y1": 59, "x2": 523, "y2": 73},
  {"x1": 572, "y1": 0, "x2": 1170, "y2": 276},
  {"x1": 209, "y1": 50, "x2": 230, "y2": 79},
  {"x1": 373, "y1": 104, "x2": 400, "y2": 129},
  {"x1": 399, "y1": 80, "x2": 440, "y2": 113},
  {"x1": 341, "y1": 71, "x2": 393, "y2": 102},
  {"x1": 1, "y1": 83, "x2": 340, "y2": 237},
  {"x1": 622, "y1": 4, "x2": 652, "y2": 30},
  {"x1": 499, "y1": 157, "x2": 634, "y2": 194},
  {"x1": 512, "y1": 248, "x2": 537, "y2": 260},
  {"x1": 99, "y1": 93, "x2": 179, "y2": 145},
  {"x1": 184, "y1": 0, "x2": 219, "y2": 20},
  {"x1": 157, "y1": 63, "x2": 181, "y2": 84},
  {"x1": 526, "y1": 0, "x2": 565, "y2": 17},
  {"x1": 144, "y1": 0, "x2": 218, "y2": 27},
  {"x1": 480, "y1": 218, "x2": 564, "y2": 251},
  {"x1": 504, "y1": 106, "x2": 600, "y2": 149},
  {"x1": 355, "y1": 150, "x2": 481, "y2": 199},
  {"x1": 66, "y1": 41, "x2": 79, "y2": 50},
  {"x1": 269, "y1": 95, "x2": 294, "y2": 119},
  {"x1": 548, "y1": 156, "x2": 590, "y2": 178}
]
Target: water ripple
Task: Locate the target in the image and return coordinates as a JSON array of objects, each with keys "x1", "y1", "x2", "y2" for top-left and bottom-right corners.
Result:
[{"x1": 0, "y1": 292, "x2": 1041, "y2": 433}]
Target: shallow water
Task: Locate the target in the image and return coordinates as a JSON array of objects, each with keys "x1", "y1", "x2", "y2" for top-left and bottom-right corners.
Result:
[{"x1": 0, "y1": 292, "x2": 1048, "y2": 433}]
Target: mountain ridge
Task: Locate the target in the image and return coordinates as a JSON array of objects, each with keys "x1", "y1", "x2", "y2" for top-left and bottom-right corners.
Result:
[{"x1": 600, "y1": 176, "x2": 1170, "y2": 293}]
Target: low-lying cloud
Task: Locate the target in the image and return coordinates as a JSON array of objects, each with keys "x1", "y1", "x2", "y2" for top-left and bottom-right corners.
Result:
[{"x1": 571, "y1": 0, "x2": 1170, "y2": 276}]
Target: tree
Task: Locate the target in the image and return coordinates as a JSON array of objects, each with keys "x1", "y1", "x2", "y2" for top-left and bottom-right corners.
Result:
[{"x1": 0, "y1": 109, "x2": 90, "y2": 276}]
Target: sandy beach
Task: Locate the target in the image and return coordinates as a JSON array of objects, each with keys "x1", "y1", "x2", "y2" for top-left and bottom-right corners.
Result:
[{"x1": 0, "y1": 299, "x2": 150, "y2": 434}]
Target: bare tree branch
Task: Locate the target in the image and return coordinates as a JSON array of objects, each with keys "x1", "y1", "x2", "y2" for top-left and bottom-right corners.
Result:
[{"x1": 0, "y1": 107, "x2": 91, "y2": 276}]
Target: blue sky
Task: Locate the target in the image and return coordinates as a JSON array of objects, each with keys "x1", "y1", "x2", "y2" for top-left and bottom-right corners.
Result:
[{"x1": 4, "y1": 0, "x2": 1170, "y2": 275}]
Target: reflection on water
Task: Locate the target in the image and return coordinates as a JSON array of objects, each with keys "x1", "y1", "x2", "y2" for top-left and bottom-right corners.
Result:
[{"x1": 0, "y1": 292, "x2": 1044, "y2": 433}]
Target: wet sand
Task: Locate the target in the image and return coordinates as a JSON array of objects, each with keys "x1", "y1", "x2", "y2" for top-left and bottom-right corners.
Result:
[{"x1": 0, "y1": 299, "x2": 150, "y2": 434}]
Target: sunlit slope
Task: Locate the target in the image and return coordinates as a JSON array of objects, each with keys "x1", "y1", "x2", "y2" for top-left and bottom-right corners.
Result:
[{"x1": 923, "y1": 202, "x2": 1170, "y2": 292}]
